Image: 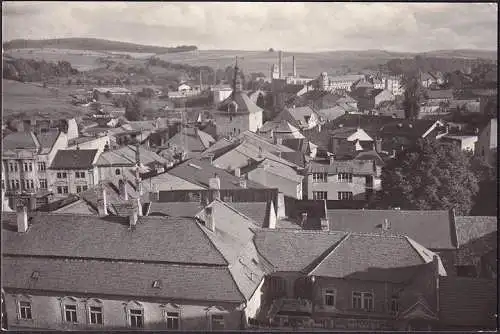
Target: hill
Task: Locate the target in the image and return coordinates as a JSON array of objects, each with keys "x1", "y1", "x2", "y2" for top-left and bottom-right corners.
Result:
[{"x1": 3, "y1": 38, "x2": 197, "y2": 54}]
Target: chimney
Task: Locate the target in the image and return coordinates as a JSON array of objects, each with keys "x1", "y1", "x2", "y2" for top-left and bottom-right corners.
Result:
[
  {"x1": 204, "y1": 206, "x2": 215, "y2": 232},
  {"x1": 150, "y1": 184, "x2": 159, "y2": 202},
  {"x1": 129, "y1": 210, "x2": 138, "y2": 230},
  {"x1": 136, "y1": 197, "x2": 143, "y2": 217},
  {"x1": 383, "y1": 218, "x2": 391, "y2": 231},
  {"x1": 320, "y1": 218, "x2": 329, "y2": 231},
  {"x1": 234, "y1": 167, "x2": 241, "y2": 178},
  {"x1": 329, "y1": 155, "x2": 335, "y2": 165},
  {"x1": 300, "y1": 212, "x2": 308, "y2": 227},
  {"x1": 208, "y1": 174, "x2": 221, "y2": 201},
  {"x1": 375, "y1": 138, "x2": 382, "y2": 153},
  {"x1": 278, "y1": 51, "x2": 283, "y2": 79},
  {"x1": 16, "y1": 205, "x2": 28, "y2": 233},
  {"x1": 292, "y1": 56, "x2": 296, "y2": 77},
  {"x1": 276, "y1": 137, "x2": 283, "y2": 145},
  {"x1": 119, "y1": 180, "x2": 128, "y2": 201},
  {"x1": 97, "y1": 186, "x2": 108, "y2": 217},
  {"x1": 239, "y1": 177, "x2": 247, "y2": 189},
  {"x1": 258, "y1": 146, "x2": 263, "y2": 158}
]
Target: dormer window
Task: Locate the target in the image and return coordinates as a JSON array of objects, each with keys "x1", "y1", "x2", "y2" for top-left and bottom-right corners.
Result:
[
  {"x1": 228, "y1": 101, "x2": 238, "y2": 113},
  {"x1": 152, "y1": 280, "x2": 162, "y2": 289}
]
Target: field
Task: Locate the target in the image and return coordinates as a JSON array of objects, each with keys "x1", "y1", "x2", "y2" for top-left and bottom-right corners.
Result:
[{"x1": 3, "y1": 79, "x2": 89, "y2": 120}]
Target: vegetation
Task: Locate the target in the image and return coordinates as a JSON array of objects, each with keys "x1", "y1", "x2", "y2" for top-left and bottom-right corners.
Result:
[
  {"x1": 124, "y1": 96, "x2": 145, "y2": 121},
  {"x1": 3, "y1": 58, "x2": 78, "y2": 83},
  {"x1": 3, "y1": 38, "x2": 197, "y2": 54},
  {"x1": 380, "y1": 138, "x2": 479, "y2": 215},
  {"x1": 470, "y1": 155, "x2": 498, "y2": 216},
  {"x1": 401, "y1": 71, "x2": 424, "y2": 120}
]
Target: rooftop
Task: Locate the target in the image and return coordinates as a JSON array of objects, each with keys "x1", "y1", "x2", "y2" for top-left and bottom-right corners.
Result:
[
  {"x1": 2, "y1": 131, "x2": 39, "y2": 151},
  {"x1": 454, "y1": 216, "x2": 497, "y2": 247},
  {"x1": 308, "y1": 160, "x2": 376, "y2": 176},
  {"x1": 50, "y1": 149, "x2": 98, "y2": 170},
  {"x1": 217, "y1": 91, "x2": 263, "y2": 115}
]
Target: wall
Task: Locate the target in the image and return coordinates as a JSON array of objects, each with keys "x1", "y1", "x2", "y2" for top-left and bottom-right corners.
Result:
[
  {"x1": 306, "y1": 173, "x2": 374, "y2": 200},
  {"x1": 248, "y1": 167, "x2": 301, "y2": 199},
  {"x1": 215, "y1": 113, "x2": 249, "y2": 138},
  {"x1": 4, "y1": 292, "x2": 243, "y2": 330},
  {"x1": 243, "y1": 278, "x2": 265, "y2": 325},
  {"x1": 50, "y1": 167, "x2": 98, "y2": 198},
  {"x1": 375, "y1": 90, "x2": 395, "y2": 106}
]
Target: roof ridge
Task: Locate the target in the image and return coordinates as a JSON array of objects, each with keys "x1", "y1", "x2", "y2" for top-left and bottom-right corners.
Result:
[
  {"x1": 194, "y1": 220, "x2": 230, "y2": 267},
  {"x1": 404, "y1": 236, "x2": 433, "y2": 265},
  {"x1": 210, "y1": 200, "x2": 258, "y2": 227},
  {"x1": 307, "y1": 232, "x2": 351, "y2": 275}
]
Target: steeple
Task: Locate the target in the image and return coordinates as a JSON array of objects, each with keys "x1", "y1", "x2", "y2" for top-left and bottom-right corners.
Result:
[{"x1": 232, "y1": 56, "x2": 243, "y2": 93}]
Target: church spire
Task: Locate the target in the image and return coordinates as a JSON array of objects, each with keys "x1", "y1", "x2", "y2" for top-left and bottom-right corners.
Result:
[{"x1": 232, "y1": 56, "x2": 242, "y2": 93}]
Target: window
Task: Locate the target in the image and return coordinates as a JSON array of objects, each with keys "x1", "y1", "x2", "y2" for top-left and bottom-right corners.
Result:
[
  {"x1": 38, "y1": 162, "x2": 46, "y2": 171},
  {"x1": 75, "y1": 172, "x2": 85, "y2": 178},
  {"x1": 76, "y1": 186, "x2": 82, "y2": 193},
  {"x1": 11, "y1": 180, "x2": 15, "y2": 189},
  {"x1": 15, "y1": 180, "x2": 20, "y2": 189},
  {"x1": 28, "y1": 163, "x2": 33, "y2": 172},
  {"x1": 130, "y1": 309, "x2": 143, "y2": 328},
  {"x1": 324, "y1": 289, "x2": 335, "y2": 306},
  {"x1": 338, "y1": 173, "x2": 353, "y2": 183},
  {"x1": 14, "y1": 162, "x2": 18, "y2": 172},
  {"x1": 89, "y1": 306, "x2": 103, "y2": 325},
  {"x1": 211, "y1": 314, "x2": 225, "y2": 330},
  {"x1": 390, "y1": 296, "x2": 399, "y2": 314},
  {"x1": 63, "y1": 186, "x2": 69, "y2": 194},
  {"x1": 65, "y1": 304, "x2": 78, "y2": 323},
  {"x1": 115, "y1": 169, "x2": 121, "y2": 175},
  {"x1": 338, "y1": 191, "x2": 353, "y2": 200},
  {"x1": 19, "y1": 301, "x2": 32, "y2": 320},
  {"x1": 39, "y1": 179, "x2": 47, "y2": 189},
  {"x1": 312, "y1": 173, "x2": 327, "y2": 183},
  {"x1": 313, "y1": 191, "x2": 328, "y2": 200},
  {"x1": 57, "y1": 186, "x2": 63, "y2": 194},
  {"x1": 24, "y1": 163, "x2": 28, "y2": 172},
  {"x1": 166, "y1": 311, "x2": 179, "y2": 329},
  {"x1": 57, "y1": 172, "x2": 67, "y2": 179},
  {"x1": 9, "y1": 163, "x2": 14, "y2": 172},
  {"x1": 352, "y1": 292, "x2": 374, "y2": 311}
]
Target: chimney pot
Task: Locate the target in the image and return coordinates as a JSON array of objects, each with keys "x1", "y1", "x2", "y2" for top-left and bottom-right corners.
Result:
[
  {"x1": 234, "y1": 168, "x2": 241, "y2": 178},
  {"x1": 98, "y1": 187, "x2": 108, "y2": 217},
  {"x1": 119, "y1": 180, "x2": 128, "y2": 201},
  {"x1": 129, "y1": 211, "x2": 138, "y2": 229},
  {"x1": 320, "y1": 218, "x2": 329, "y2": 231},
  {"x1": 239, "y1": 177, "x2": 247, "y2": 189},
  {"x1": 329, "y1": 155, "x2": 335, "y2": 165},
  {"x1": 17, "y1": 205, "x2": 28, "y2": 233}
]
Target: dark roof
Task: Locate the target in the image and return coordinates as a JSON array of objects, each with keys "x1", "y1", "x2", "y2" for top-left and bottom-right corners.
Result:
[
  {"x1": 439, "y1": 276, "x2": 497, "y2": 328},
  {"x1": 426, "y1": 89, "x2": 454, "y2": 100},
  {"x1": 228, "y1": 202, "x2": 269, "y2": 228},
  {"x1": 3, "y1": 256, "x2": 243, "y2": 302},
  {"x1": 165, "y1": 127, "x2": 214, "y2": 153},
  {"x1": 50, "y1": 149, "x2": 98, "y2": 170},
  {"x1": 37, "y1": 130, "x2": 60, "y2": 154},
  {"x1": 147, "y1": 202, "x2": 204, "y2": 217},
  {"x1": 2, "y1": 131, "x2": 39, "y2": 150},
  {"x1": 379, "y1": 119, "x2": 438, "y2": 139},
  {"x1": 308, "y1": 160, "x2": 376, "y2": 175},
  {"x1": 329, "y1": 127, "x2": 360, "y2": 139},
  {"x1": 309, "y1": 234, "x2": 427, "y2": 283},
  {"x1": 324, "y1": 209, "x2": 457, "y2": 250},
  {"x1": 280, "y1": 151, "x2": 306, "y2": 168},
  {"x1": 329, "y1": 114, "x2": 397, "y2": 139},
  {"x1": 254, "y1": 230, "x2": 347, "y2": 272},
  {"x1": 454, "y1": 216, "x2": 497, "y2": 247},
  {"x1": 169, "y1": 158, "x2": 267, "y2": 190},
  {"x1": 2, "y1": 212, "x2": 226, "y2": 265},
  {"x1": 278, "y1": 84, "x2": 306, "y2": 94},
  {"x1": 354, "y1": 150, "x2": 384, "y2": 166},
  {"x1": 217, "y1": 91, "x2": 263, "y2": 114}
]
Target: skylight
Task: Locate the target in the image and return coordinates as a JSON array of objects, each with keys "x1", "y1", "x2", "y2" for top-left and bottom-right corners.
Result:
[
  {"x1": 152, "y1": 280, "x2": 162, "y2": 289},
  {"x1": 31, "y1": 271, "x2": 40, "y2": 280}
]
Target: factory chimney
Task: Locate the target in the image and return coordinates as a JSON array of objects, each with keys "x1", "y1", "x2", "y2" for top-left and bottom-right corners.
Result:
[
  {"x1": 278, "y1": 51, "x2": 283, "y2": 79},
  {"x1": 292, "y1": 56, "x2": 296, "y2": 77}
]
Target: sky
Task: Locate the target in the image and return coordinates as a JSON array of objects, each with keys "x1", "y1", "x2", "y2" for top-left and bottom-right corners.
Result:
[{"x1": 2, "y1": 2, "x2": 498, "y2": 52}]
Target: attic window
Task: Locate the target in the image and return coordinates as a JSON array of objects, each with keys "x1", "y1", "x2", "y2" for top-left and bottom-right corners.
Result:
[
  {"x1": 31, "y1": 271, "x2": 40, "y2": 280},
  {"x1": 152, "y1": 280, "x2": 162, "y2": 289}
]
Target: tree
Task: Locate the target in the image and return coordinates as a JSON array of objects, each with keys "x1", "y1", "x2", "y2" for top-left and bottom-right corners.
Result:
[
  {"x1": 256, "y1": 93, "x2": 266, "y2": 109},
  {"x1": 401, "y1": 71, "x2": 423, "y2": 120},
  {"x1": 124, "y1": 96, "x2": 144, "y2": 121},
  {"x1": 470, "y1": 155, "x2": 498, "y2": 215},
  {"x1": 380, "y1": 138, "x2": 479, "y2": 215}
]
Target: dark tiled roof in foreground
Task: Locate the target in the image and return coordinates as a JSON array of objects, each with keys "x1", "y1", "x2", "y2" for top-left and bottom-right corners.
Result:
[
  {"x1": 439, "y1": 276, "x2": 497, "y2": 328},
  {"x1": 3, "y1": 256, "x2": 244, "y2": 303},
  {"x1": 50, "y1": 149, "x2": 98, "y2": 170},
  {"x1": 325, "y1": 209, "x2": 456, "y2": 250},
  {"x1": 2, "y1": 212, "x2": 226, "y2": 265}
]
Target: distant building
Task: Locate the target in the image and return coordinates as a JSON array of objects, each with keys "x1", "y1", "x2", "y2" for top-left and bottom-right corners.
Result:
[
  {"x1": 382, "y1": 75, "x2": 404, "y2": 96},
  {"x1": 474, "y1": 118, "x2": 497, "y2": 166},
  {"x1": 318, "y1": 73, "x2": 366, "y2": 92},
  {"x1": 440, "y1": 135, "x2": 478, "y2": 153},
  {"x1": 93, "y1": 87, "x2": 132, "y2": 96}
]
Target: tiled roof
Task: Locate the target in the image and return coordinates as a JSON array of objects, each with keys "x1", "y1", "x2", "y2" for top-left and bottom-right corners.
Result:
[
  {"x1": 284, "y1": 106, "x2": 316, "y2": 125},
  {"x1": 280, "y1": 151, "x2": 306, "y2": 168},
  {"x1": 169, "y1": 158, "x2": 267, "y2": 189},
  {"x1": 50, "y1": 149, "x2": 98, "y2": 170},
  {"x1": 145, "y1": 172, "x2": 203, "y2": 191},
  {"x1": 165, "y1": 127, "x2": 214, "y2": 153},
  {"x1": 329, "y1": 127, "x2": 359, "y2": 139},
  {"x1": 201, "y1": 138, "x2": 238, "y2": 159},
  {"x1": 217, "y1": 91, "x2": 263, "y2": 114},
  {"x1": 2, "y1": 212, "x2": 226, "y2": 265},
  {"x1": 454, "y1": 216, "x2": 497, "y2": 247},
  {"x1": 3, "y1": 256, "x2": 244, "y2": 303},
  {"x1": 325, "y1": 209, "x2": 456, "y2": 250},
  {"x1": 148, "y1": 202, "x2": 204, "y2": 217},
  {"x1": 228, "y1": 202, "x2": 270, "y2": 228},
  {"x1": 248, "y1": 159, "x2": 303, "y2": 183},
  {"x1": 254, "y1": 229, "x2": 347, "y2": 272},
  {"x1": 37, "y1": 130, "x2": 60, "y2": 154},
  {"x1": 317, "y1": 106, "x2": 349, "y2": 121},
  {"x1": 379, "y1": 119, "x2": 439, "y2": 138},
  {"x1": 2, "y1": 131, "x2": 39, "y2": 150},
  {"x1": 439, "y1": 276, "x2": 497, "y2": 328},
  {"x1": 309, "y1": 234, "x2": 429, "y2": 282},
  {"x1": 236, "y1": 131, "x2": 296, "y2": 153},
  {"x1": 96, "y1": 145, "x2": 167, "y2": 167},
  {"x1": 426, "y1": 89, "x2": 454, "y2": 100},
  {"x1": 308, "y1": 160, "x2": 376, "y2": 175}
]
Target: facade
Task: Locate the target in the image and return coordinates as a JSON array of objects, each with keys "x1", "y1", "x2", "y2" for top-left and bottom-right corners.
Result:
[
  {"x1": 382, "y1": 76, "x2": 404, "y2": 96},
  {"x1": 374, "y1": 89, "x2": 395, "y2": 106},
  {"x1": 49, "y1": 149, "x2": 100, "y2": 198},
  {"x1": 2, "y1": 131, "x2": 69, "y2": 208},
  {"x1": 306, "y1": 160, "x2": 381, "y2": 201},
  {"x1": 276, "y1": 106, "x2": 320, "y2": 131},
  {"x1": 474, "y1": 118, "x2": 497, "y2": 166},
  {"x1": 318, "y1": 73, "x2": 366, "y2": 92},
  {"x1": 329, "y1": 127, "x2": 374, "y2": 158},
  {"x1": 440, "y1": 135, "x2": 478, "y2": 153}
]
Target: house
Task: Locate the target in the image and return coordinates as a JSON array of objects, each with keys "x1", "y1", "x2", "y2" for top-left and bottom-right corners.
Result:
[
  {"x1": 421, "y1": 72, "x2": 438, "y2": 88},
  {"x1": 425, "y1": 89, "x2": 454, "y2": 104},
  {"x1": 373, "y1": 78, "x2": 385, "y2": 90},
  {"x1": 67, "y1": 135, "x2": 110, "y2": 155},
  {"x1": 244, "y1": 159, "x2": 304, "y2": 200},
  {"x1": 14, "y1": 118, "x2": 79, "y2": 141},
  {"x1": 253, "y1": 228, "x2": 447, "y2": 331},
  {"x1": 93, "y1": 87, "x2": 132, "y2": 96},
  {"x1": 95, "y1": 144, "x2": 169, "y2": 184},
  {"x1": 440, "y1": 135, "x2": 478, "y2": 153},
  {"x1": 287, "y1": 91, "x2": 357, "y2": 111},
  {"x1": 214, "y1": 62, "x2": 263, "y2": 138},
  {"x1": 282, "y1": 138, "x2": 319, "y2": 160},
  {"x1": 374, "y1": 89, "x2": 395, "y2": 107},
  {"x1": 177, "y1": 83, "x2": 191, "y2": 92},
  {"x1": 276, "y1": 106, "x2": 320, "y2": 130},
  {"x1": 318, "y1": 73, "x2": 366, "y2": 92},
  {"x1": 2, "y1": 199, "x2": 270, "y2": 330},
  {"x1": 258, "y1": 120, "x2": 305, "y2": 141},
  {"x1": 329, "y1": 127, "x2": 374, "y2": 158},
  {"x1": 381, "y1": 75, "x2": 404, "y2": 96},
  {"x1": 273, "y1": 84, "x2": 308, "y2": 110},
  {"x1": 378, "y1": 119, "x2": 446, "y2": 152},
  {"x1": 160, "y1": 126, "x2": 215, "y2": 160},
  {"x1": 49, "y1": 149, "x2": 100, "y2": 198},
  {"x1": 474, "y1": 118, "x2": 497, "y2": 166},
  {"x1": 306, "y1": 159, "x2": 380, "y2": 201},
  {"x1": 453, "y1": 216, "x2": 497, "y2": 279},
  {"x1": 2, "y1": 130, "x2": 69, "y2": 208}
]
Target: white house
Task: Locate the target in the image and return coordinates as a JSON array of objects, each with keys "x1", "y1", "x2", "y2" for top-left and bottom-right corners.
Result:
[{"x1": 178, "y1": 83, "x2": 192, "y2": 92}]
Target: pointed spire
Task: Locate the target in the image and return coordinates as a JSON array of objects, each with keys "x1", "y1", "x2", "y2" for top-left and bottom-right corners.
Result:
[{"x1": 232, "y1": 56, "x2": 242, "y2": 93}]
